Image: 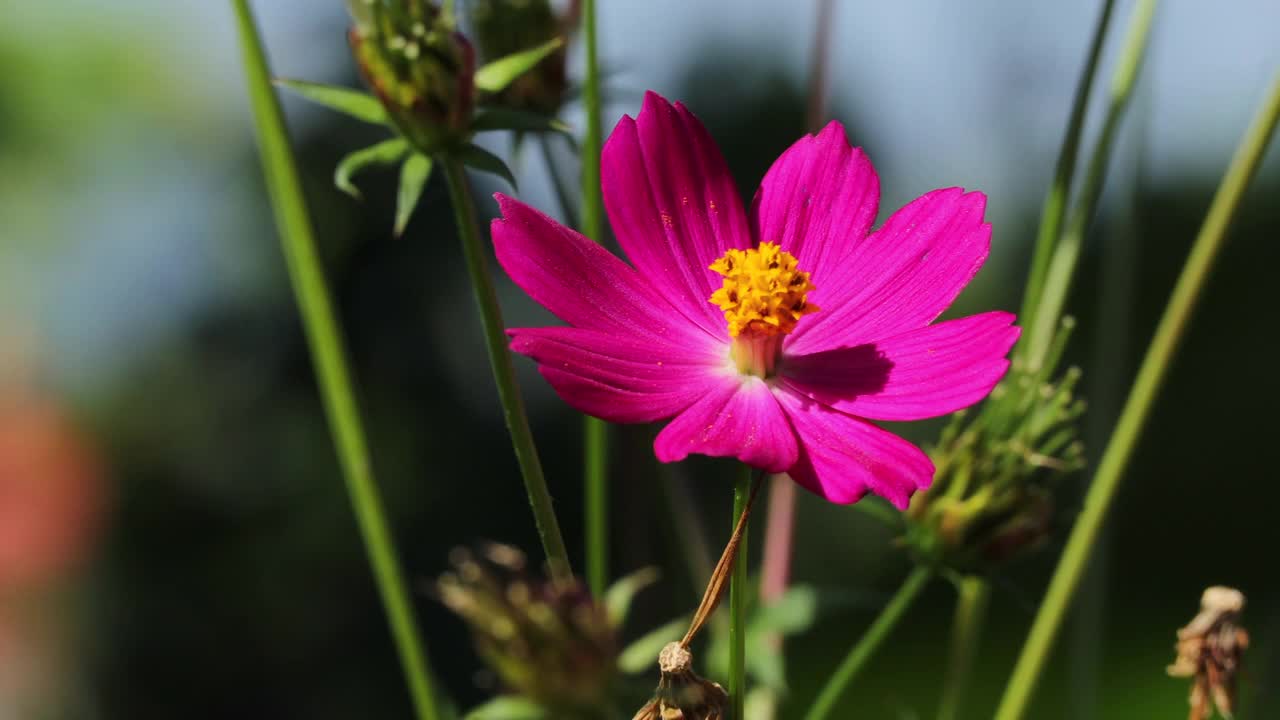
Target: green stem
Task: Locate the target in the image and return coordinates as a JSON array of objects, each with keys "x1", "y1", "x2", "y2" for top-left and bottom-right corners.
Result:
[
  {"x1": 994, "y1": 72, "x2": 1280, "y2": 720},
  {"x1": 1017, "y1": 0, "x2": 1116, "y2": 339},
  {"x1": 804, "y1": 567, "x2": 933, "y2": 720},
  {"x1": 229, "y1": 3, "x2": 439, "y2": 719},
  {"x1": 439, "y1": 157, "x2": 571, "y2": 575},
  {"x1": 584, "y1": 415, "x2": 609, "y2": 595},
  {"x1": 1024, "y1": 0, "x2": 1159, "y2": 369},
  {"x1": 936, "y1": 576, "x2": 991, "y2": 720},
  {"x1": 728, "y1": 465, "x2": 754, "y2": 720},
  {"x1": 580, "y1": 0, "x2": 610, "y2": 598}
]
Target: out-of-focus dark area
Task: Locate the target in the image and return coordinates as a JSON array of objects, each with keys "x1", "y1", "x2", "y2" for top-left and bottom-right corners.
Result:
[{"x1": 1, "y1": 1, "x2": 1277, "y2": 718}]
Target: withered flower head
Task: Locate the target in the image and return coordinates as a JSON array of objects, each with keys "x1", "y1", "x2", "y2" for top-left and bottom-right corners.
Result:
[
  {"x1": 631, "y1": 642, "x2": 728, "y2": 720},
  {"x1": 437, "y1": 543, "x2": 616, "y2": 711},
  {"x1": 1167, "y1": 586, "x2": 1249, "y2": 720}
]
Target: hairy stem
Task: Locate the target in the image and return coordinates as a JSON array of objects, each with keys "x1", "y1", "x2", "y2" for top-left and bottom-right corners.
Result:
[{"x1": 440, "y1": 157, "x2": 571, "y2": 575}]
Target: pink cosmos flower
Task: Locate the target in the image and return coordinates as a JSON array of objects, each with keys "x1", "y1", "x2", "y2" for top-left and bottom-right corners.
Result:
[{"x1": 492, "y1": 92, "x2": 1018, "y2": 509}]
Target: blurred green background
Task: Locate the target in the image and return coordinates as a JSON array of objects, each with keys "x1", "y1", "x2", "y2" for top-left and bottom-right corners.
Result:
[{"x1": 1, "y1": 1, "x2": 1277, "y2": 718}]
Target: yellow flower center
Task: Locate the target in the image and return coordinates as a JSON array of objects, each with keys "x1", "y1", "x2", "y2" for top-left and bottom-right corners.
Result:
[{"x1": 709, "y1": 242, "x2": 818, "y2": 376}]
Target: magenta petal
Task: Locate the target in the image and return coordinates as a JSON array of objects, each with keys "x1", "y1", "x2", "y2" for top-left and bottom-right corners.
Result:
[
  {"x1": 782, "y1": 312, "x2": 1019, "y2": 421},
  {"x1": 509, "y1": 327, "x2": 722, "y2": 423},
  {"x1": 750, "y1": 121, "x2": 880, "y2": 287},
  {"x1": 785, "y1": 188, "x2": 991, "y2": 355},
  {"x1": 492, "y1": 194, "x2": 715, "y2": 350},
  {"x1": 776, "y1": 388, "x2": 934, "y2": 509},
  {"x1": 654, "y1": 377, "x2": 798, "y2": 473},
  {"x1": 601, "y1": 91, "x2": 751, "y2": 339}
]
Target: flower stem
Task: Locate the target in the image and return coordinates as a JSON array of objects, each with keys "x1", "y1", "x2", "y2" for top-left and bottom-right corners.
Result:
[
  {"x1": 804, "y1": 567, "x2": 933, "y2": 720},
  {"x1": 229, "y1": 3, "x2": 439, "y2": 718},
  {"x1": 936, "y1": 576, "x2": 991, "y2": 720},
  {"x1": 1024, "y1": 0, "x2": 1159, "y2": 369},
  {"x1": 1016, "y1": 0, "x2": 1117, "y2": 341},
  {"x1": 580, "y1": 0, "x2": 610, "y2": 598},
  {"x1": 993, "y1": 72, "x2": 1280, "y2": 720},
  {"x1": 728, "y1": 465, "x2": 754, "y2": 719},
  {"x1": 439, "y1": 156, "x2": 571, "y2": 576}
]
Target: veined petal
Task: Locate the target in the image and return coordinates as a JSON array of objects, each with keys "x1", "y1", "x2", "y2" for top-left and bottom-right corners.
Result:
[
  {"x1": 654, "y1": 377, "x2": 798, "y2": 473},
  {"x1": 786, "y1": 188, "x2": 991, "y2": 355},
  {"x1": 492, "y1": 194, "x2": 715, "y2": 350},
  {"x1": 602, "y1": 91, "x2": 751, "y2": 339},
  {"x1": 509, "y1": 327, "x2": 723, "y2": 423},
  {"x1": 750, "y1": 121, "x2": 880, "y2": 287},
  {"x1": 782, "y1": 312, "x2": 1019, "y2": 421},
  {"x1": 777, "y1": 388, "x2": 934, "y2": 509}
]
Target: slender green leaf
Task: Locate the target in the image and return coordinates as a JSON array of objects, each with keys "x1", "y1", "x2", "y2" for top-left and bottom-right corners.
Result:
[
  {"x1": 335, "y1": 138, "x2": 410, "y2": 199},
  {"x1": 275, "y1": 78, "x2": 389, "y2": 124},
  {"x1": 463, "y1": 697, "x2": 548, "y2": 720},
  {"x1": 456, "y1": 143, "x2": 517, "y2": 189},
  {"x1": 471, "y1": 107, "x2": 572, "y2": 136},
  {"x1": 230, "y1": 3, "x2": 440, "y2": 719},
  {"x1": 394, "y1": 153, "x2": 433, "y2": 237},
  {"x1": 617, "y1": 616, "x2": 689, "y2": 674},
  {"x1": 603, "y1": 567, "x2": 660, "y2": 628},
  {"x1": 474, "y1": 38, "x2": 564, "y2": 94}
]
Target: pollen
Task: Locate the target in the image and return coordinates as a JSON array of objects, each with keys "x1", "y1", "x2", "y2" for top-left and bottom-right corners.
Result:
[{"x1": 709, "y1": 242, "x2": 818, "y2": 337}]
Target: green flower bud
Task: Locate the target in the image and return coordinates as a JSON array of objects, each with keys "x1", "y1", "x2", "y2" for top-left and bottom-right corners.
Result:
[
  {"x1": 902, "y1": 361, "x2": 1085, "y2": 574},
  {"x1": 468, "y1": 0, "x2": 568, "y2": 115},
  {"x1": 438, "y1": 544, "x2": 617, "y2": 712},
  {"x1": 347, "y1": 0, "x2": 475, "y2": 153}
]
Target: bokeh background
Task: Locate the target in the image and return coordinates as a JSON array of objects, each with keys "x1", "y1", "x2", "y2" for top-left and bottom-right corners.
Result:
[{"x1": 2, "y1": 1, "x2": 1278, "y2": 718}]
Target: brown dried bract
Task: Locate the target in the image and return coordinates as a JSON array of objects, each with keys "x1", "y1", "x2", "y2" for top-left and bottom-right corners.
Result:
[
  {"x1": 631, "y1": 643, "x2": 728, "y2": 720},
  {"x1": 1167, "y1": 586, "x2": 1249, "y2": 720}
]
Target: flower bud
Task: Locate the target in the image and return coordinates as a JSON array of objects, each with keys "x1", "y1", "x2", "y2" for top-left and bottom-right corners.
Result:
[
  {"x1": 437, "y1": 544, "x2": 616, "y2": 711},
  {"x1": 347, "y1": 0, "x2": 476, "y2": 153},
  {"x1": 903, "y1": 362, "x2": 1085, "y2": 573},
  {"x1": 468, "y1": 0, "x2": 568, "y2": 114}
]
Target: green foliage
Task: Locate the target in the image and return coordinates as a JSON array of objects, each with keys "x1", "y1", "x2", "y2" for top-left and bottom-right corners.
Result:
[
  {"x1": 455, "y1": 143, "x2": 517, "y2": 188},
  {"x1": 604, "y1": 567, "x2": 660, "y2": 628},
  {"x1": 335, "y1": 138, "x2": 411, "y2": 198},
  {"x1": 471, "y1": 108, "x2": 571, "y2": 136},
  {"x1": 275, "y1": 79, "x2": 389, "y2": 125},
  {"x1": 618, "y1": 616, "x2": 690, "y2": 675},
  {"x1": 396, "y1": 153, "x2": 434, "y2": 236},
  {"x1": 474, "y1": 38, "x2": 565, "y2": 94}
]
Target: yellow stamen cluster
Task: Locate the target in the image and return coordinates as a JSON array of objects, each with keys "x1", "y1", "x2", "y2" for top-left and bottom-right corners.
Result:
[{"x1": 709, "y1": 242, "x2": 818, "y2": 337}]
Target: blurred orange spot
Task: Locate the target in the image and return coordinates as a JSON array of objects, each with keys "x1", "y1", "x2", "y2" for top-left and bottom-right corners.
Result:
[{"x1": 0, "y1": 390, "x2": 104, "y2": 593}]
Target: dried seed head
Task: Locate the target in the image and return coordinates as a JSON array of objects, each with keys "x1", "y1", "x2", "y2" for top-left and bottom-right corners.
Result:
[
  {"x1": 1168, "y1": 586, "x2": 1249, "y2": 720},
  {"x1": 632, "y1": 643, "x2": 727, "y2": 720}
]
